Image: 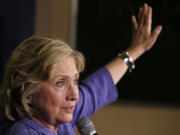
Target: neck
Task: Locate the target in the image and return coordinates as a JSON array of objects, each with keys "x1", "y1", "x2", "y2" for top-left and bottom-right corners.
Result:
[{"x1": 32, "y1": 117, "x2": 60, "y2": 133}]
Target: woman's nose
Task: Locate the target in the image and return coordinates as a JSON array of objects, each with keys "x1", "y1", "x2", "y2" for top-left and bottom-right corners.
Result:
[{"x1": 66, "y1": 83, "x2": 79, "y2": 101}]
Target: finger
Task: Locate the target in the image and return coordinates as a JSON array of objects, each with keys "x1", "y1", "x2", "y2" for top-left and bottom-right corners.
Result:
[
  {"x1": 138, "y1": 7, "x2": 143, "y2": 24},
  {"x1": 146, "y1": 6, "x2": 152, "y2": 32},
  {"x1": 151, "y1": 25, "x2": 162, "y2": 39},
  {"x1": 140, "y1": 3, "x2": 148, "y2": 26},
  {"x1": 138, "y1": 7, "x2": 142, "y2": 19},
  {"x1": 148, "y1": 25, "x2": 162, "y2": 49},
  {"x1": 148, "y1": 7, "x2": 152, "y2": 30},
  {"x1": 143, "y1": 3, "x2": 149, "y2": 25},
  {"x1": 131, "y1": 15, "x2": 137, "y2": 31}
]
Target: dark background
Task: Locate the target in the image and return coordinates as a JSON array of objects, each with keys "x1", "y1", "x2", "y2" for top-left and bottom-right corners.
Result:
[
  {"x1": 0, "y1": 0, "x2": 35, "y2": 81},
  {"x1": 76, "y1": 0, "x2": 179, "y2": 106}
]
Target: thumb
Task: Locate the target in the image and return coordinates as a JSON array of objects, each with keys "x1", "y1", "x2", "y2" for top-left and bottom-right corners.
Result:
[
  {"x1": 146, "y1": 25, "x2": 162, "y2": 51},
  {"x1": 150, "y1": 25, "x2": 162, "y2": 43}
]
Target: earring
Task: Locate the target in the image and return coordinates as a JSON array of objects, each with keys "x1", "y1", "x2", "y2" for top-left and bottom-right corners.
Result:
[{"x1": 27, "y1": 95, "x2": 33, "y2": 104}]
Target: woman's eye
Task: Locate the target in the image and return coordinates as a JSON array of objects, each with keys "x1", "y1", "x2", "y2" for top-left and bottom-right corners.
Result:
[
  {"x1": 74, "y1": 79, "x2": 79, "y2": 85},
  {"x1": 56, "y1": 81, "x2": 64, "y2": 87}
]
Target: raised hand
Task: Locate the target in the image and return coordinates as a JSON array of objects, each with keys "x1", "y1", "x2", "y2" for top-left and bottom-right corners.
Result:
[{"x1": 128, "y1": 3, "x2": 162, "y2": 60}]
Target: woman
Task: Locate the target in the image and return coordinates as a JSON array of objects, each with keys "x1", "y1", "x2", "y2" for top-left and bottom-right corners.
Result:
[{"x1": 0, "y1": 3, "x2": 162, "y2": 135}]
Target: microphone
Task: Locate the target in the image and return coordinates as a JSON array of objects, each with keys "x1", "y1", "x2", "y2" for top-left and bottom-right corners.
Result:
[{"x1": 76, "y1": 117, "x2": 98, "y2": 135}]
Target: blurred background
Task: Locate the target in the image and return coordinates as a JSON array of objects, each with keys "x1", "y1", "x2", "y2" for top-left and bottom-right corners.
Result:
[{"x1": 0, "y1": 0, "x2": 179, "y2": 135}]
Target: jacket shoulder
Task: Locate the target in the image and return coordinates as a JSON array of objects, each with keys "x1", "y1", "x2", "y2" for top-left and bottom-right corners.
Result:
[{"x1": 9, "y1": 122, "x2": 31, "y2": 135}]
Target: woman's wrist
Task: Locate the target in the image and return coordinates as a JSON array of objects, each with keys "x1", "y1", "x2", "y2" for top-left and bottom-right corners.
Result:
[
  {"x1": 118, "y1": 52, "x2": 135, "y2": 73},
  {"x1": 126, "y1": 45, "x2": 146, "y2": 62}
]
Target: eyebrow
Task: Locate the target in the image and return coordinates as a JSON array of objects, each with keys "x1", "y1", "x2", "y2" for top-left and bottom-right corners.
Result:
[{"x1": 56, "y1": 73, "x2": 79, "y2": 79}]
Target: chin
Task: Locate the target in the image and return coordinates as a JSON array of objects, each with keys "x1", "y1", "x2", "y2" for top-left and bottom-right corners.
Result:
[{"x1": 60, "y1": 113, "x2": 73, "y2": 123}]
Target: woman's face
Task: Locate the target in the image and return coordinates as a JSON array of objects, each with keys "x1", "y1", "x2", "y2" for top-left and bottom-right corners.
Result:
[{"x1": 32, "y1": 56, "x2": 79, "y2": 127}]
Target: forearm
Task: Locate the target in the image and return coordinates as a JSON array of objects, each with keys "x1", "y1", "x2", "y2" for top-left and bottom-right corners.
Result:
[
  {"x1": 105, "y1": 46, "x2": 144, "y2": 84},
  {"x1": 105, "y1": 57, "x2": 128, "y2": 84}
]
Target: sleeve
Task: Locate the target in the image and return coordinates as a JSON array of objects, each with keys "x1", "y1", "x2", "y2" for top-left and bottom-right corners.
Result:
[{"x1": 72, "y1": 67, "x2": 119, "y2": 126}]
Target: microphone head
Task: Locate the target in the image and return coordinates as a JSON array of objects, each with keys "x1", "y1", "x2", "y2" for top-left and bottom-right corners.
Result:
[{"x1": 76, "y1": 117, "x2": 97, "y2": 135}]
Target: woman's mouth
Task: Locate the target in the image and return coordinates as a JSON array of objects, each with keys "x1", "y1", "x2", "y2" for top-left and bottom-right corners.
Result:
[{"x1": 63, "y1": 106, "x2": 75, "y2": 113}]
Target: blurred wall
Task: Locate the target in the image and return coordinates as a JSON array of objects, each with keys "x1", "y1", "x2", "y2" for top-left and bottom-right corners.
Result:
[
  {"x1": 35, "y1": 0, "x2": 180, "y2": 135},
  {"x1": 90, "y1": 103, "x2": 180, "y2": 135},
  {"x1": 35, "y1": 0, "x2": 77, "y2": 48}
]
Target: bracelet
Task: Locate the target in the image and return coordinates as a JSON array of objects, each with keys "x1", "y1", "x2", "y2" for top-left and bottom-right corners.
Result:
[{"x1": 118, "y1": 51, "x2": 135, "y2": 72}]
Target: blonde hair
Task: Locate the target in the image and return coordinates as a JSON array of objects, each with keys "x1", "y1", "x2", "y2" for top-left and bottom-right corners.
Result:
[{"x1": 0, "y1": 36, "x2": 85, "y2": 120}]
